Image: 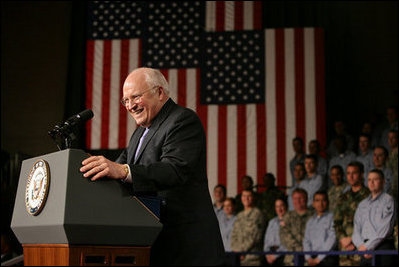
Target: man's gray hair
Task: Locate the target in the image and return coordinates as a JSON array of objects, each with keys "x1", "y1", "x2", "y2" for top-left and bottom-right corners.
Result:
[{"x1": 141, "y1": 67, "x2": 170, "y2": 96}]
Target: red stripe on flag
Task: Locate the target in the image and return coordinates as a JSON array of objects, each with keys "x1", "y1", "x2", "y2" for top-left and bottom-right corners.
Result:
[
  {"x1": 196, "y1": 69, "x2": 207, "y2": 134},
  {"x1": 237, "y1": 104, "x2": 246, "y2": 193},
  {"x1": 253, "y1": 1, "x2": 262, "y2": 30},
  {"x1": 160, "y1": 69, "x2": 168, "y2": 82},
  {"x1": 294, "y1": 28, "x2": 306, "y2": 143},
  {"x1": 314, "y1": 28, "x2": 326, "y2": 156},
  {"x1": 177, "y1": 69, "x2": 187, "y2": 107},
  {"x1": 234, "y1": 1, "x2": 244, "y2": 30},
  {"x1": 101, "y1": 40, "x2": 111, "y2": 149},
  {"x1": 216, "y1": 1, "x2": 225, "y2": 31},
  {"x1": 275, "y1": 29, "x2": 287, "y2": 188},
  {"x1": 218, "y1": 106, "x2": 227, "y2": 186},
  {"x1": 118, "y1": 40, "x2": 129, "y2": 148},
  {"x1": 256, "y1": 104, "x2": 266, "y2": 191},
  {"x1": 85, "y1": 40, "x2": 94, "y2": 149}
]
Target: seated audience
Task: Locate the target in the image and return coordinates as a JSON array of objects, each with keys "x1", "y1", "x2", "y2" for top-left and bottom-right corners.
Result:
[
  {"x1": 334, "y1": 161, "x2": 370, "y2": 266},
  {"x1": 328, "y1": 135, "x2": 356, "y2": 183},
  {"x1": 387, "y1": 130, "x2": 398, "y2": 201},
  {"x1": 213, "y1": 184, "x2": 226, "y2": 219},
  {"x1": 353, "y1": 169, "x2": 396, "y2": 266},
  {"x1": 235, "y1": 175, "x2": 258, "y2": 213},
  {"x1": 289, "y1": 137, "x2": 306, "y2": 187},
  {"x1": 308, "y1": 139, "x2": 328, "y2": 180},
  {"x1": 257, "y1": 173, "x2": 285, "y2": 226},
  {"x1": 327, "y1": 165, "x2": 350, "y2": 212},
  {"x1": 219, "y1": 197, "x2": 237, "y2": 252},
  {"x1": 371, "y1": 146, "x2": 393, "y2": 193},
  {"x1": 327, "y1": 120, "x2": 355, "y2": 159},
  {"x1": 263, "y1": 197, "x2": 288, "y2": 266},
  {"x1": 361, "y1": 121, "x2": 379, "y2": 148},
  {"x1": 287, "y1": 163, "x2": 306, "y2": 210},
  {"x1": 231, "y1": 189, "x2": 265, "y2": 266},
  {"x1": 303, "y1": 191, "x2": 338, "y2": 266},
  {"x1": 356, "y1": 133, "x2": 374, "y2": 179},
  {"x1": 280, "y1": 188, "x2": 313, "y2": 266},
  {"x1": 300, "y1": 154, "x2": 324, "y2": 208},
  {"x1": 380, "y1": 106, "x2": 398, "y2": 152}
]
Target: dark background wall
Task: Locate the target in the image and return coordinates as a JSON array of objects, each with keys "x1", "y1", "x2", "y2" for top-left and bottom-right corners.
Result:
[{"x1": 1, "y1": 1, "x2": 397, "y2": 158}]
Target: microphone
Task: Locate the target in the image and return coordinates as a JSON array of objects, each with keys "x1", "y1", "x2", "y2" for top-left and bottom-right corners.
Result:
[
  {"x1": 48, "y1": 109, "x2": 94, "y2": 146},
  {"x1": 64, "y1": 109, "x2": 94, "y2": 128}
]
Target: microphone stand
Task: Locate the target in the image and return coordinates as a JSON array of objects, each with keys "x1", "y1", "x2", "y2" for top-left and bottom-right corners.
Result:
[
  {"x1": 48, "y1": 124, "x2": 78, "y2": 151},
  {"x1": 48, "y1": 109, "x2": 93, "y2": 151}
]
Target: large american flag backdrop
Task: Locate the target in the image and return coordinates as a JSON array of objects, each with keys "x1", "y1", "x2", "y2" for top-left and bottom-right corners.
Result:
[{"x1": 85, "y1": 1, "x2": 326, "y2": 196}]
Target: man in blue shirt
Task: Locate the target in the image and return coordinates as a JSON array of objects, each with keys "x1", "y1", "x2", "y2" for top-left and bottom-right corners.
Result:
[
  {"x1": 301, "y1": 155, "x2": 325, "y2": 207},
  {"x1": 303, "y1": 190, "x2": 338, "y2": 266},
  {"x1": 353, "y1": 169, "x2": 396, "y2": 266}
]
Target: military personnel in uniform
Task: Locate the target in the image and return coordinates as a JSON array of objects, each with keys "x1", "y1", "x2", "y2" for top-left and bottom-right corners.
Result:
[
  {"x1": 280, "y1": 188, "x2": 313, "y2": 266},
  {"x1": 334, "y1": 161, "x2": 370, "y2": 266},
  {"x1": 231, "y1": 189, "x2": 265, "y2": 266},
  {"x1": 257, "y1": 173, "x2": 285, "y2": 227},
  {"x1": 327, "y1": 165, "x2": 350, "y2": 212},
  {"x1": 353, "y1": 169, "x2": 396, "y2": 266},
  {"x1": 387, "y1": 129, "x2": 398, "y2": 250}
]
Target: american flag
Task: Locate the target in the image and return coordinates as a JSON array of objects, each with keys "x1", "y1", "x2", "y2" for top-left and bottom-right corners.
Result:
[{"x1": 85, "y1": 1, "x2": 326, "y2": 196}]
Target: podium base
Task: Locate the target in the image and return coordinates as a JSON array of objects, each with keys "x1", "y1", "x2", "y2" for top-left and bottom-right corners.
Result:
[{"x1": 23, "y1": 244, "x2": 151, "y2": 266}]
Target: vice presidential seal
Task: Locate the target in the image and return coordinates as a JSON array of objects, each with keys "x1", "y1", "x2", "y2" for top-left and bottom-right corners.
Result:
[{"x1": 25, "y1": 159, "x2": 50, "y2": 216}]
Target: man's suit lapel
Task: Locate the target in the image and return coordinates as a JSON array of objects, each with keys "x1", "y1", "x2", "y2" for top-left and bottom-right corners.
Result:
[
  {"x1": 128, "y1": 126, "x2": 145, "y2": 164},
  {"x1": 133, "y1": 98, "x2": 176, "y2": 164}
]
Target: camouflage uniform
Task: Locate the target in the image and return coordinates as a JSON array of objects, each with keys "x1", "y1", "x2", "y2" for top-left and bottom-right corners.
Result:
[
  {"x1": 230, "y1": 207, "x2": 265, "y2": 266},
  {"x1": 257, "y1": 187, "x2": 285, "y2": 226},
  {"x1": 328, "y1": 181, "x2": 349, "y2": 212},
  {"x1": 279, "y1": 209, "x2": 313, "y2": 266},
  {"x1": 333, "y1": 186, "x2": 370, "y2": 266}
]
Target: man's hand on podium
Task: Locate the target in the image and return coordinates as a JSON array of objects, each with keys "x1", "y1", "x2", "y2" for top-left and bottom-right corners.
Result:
[{"x1": 80, "y1": 155, "x2": 127, "y2": 181}]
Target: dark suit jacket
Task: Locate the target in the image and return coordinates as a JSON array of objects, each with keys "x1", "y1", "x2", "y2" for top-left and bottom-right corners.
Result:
[{"x1": 116, "y1": 99, "x2": 225, "y2": 266}]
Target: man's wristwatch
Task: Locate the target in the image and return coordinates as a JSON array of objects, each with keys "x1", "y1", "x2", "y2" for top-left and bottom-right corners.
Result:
[{"x1": 123, "y1": 164, "x2": 129, "y2": 178}]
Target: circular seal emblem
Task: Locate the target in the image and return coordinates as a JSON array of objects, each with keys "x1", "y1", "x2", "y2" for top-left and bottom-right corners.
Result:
[{"x1": 25, "y1": 159, "x2": 50, "y2": 216}]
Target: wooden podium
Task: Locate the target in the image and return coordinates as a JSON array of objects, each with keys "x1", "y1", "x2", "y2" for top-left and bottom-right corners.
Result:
[{"x1": 11, "y1": 149, "x2": 163, "y2": 266}]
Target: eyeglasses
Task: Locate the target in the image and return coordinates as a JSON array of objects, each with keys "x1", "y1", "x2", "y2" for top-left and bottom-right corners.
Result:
[{"x1": 120, "y1": 86, "x2": 160, "y2": 107}]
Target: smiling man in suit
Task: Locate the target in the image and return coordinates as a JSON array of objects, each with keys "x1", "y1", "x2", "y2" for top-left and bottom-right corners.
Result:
[{"x1": 80, "y1": 67, "x2": 225, "y2": 266}]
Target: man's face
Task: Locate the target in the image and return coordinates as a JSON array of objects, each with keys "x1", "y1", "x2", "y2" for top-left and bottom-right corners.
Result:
[
  {"x1": 223, "y1": 199, "x2": 235, "y2": 215},
  {"x1": 241, "y1": 190, "x2": 254, "y2": 208},
  {"x1": 292, "y1": 192, "x2": 307, "y2": 212},
  {"x1": 304, "y1": 158, "x2": 317, "y2": 174},
  {"x1": 122, "y1": 73, "x2": 165, "y2": 127},
  {"x1": 387, "y1": 108, "x2": 397, "y2": 125},
  {"x1": 312, "y1": 194, "x2": 328, "y2": 214},
  {"x1": 367, "y1": 172, "x2": 384, "y2": 195},
  {"x1": 308, "y1": 141, "x2": 318, "y2": 155},
  {"x1": 330, "y1": 167, "x2": 343, "y2": 186},
  {"x1": 335, "y1": 138, "x2": 346, "y2": 154},
  {"x1": 275, "y1": 199, "x2": 287, "y2": 218},
  {"x1": 362, "y1": 123, "x2": 372, "y2": 134},
  {"x1": 214, "y1": 187, "x2": 225, "y2": 202},
  {"x1": 293, "y1": 140, "x2": 303, "y2": 154},
  {"x1": 373, "y1": 148, "x2": 386, "y2": 168},
  {"x1": 241, "y1": 177, "x2": 253, "y2": 190},
  {"x1": 346, "y1": 166, "x2": 362, "y2": 187},
  {"x1": 358, "y1": 136, "x2": 370, "y2": 153},
  {"x1": 388, "y1": 132, "x2": 398, "y2": 149},
  {"x1": 293, "y1": 164, "x2": 305, "y2": 181},
  {"x1": 334, "y1": 121, "x2": 345, "y2": 135}
]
